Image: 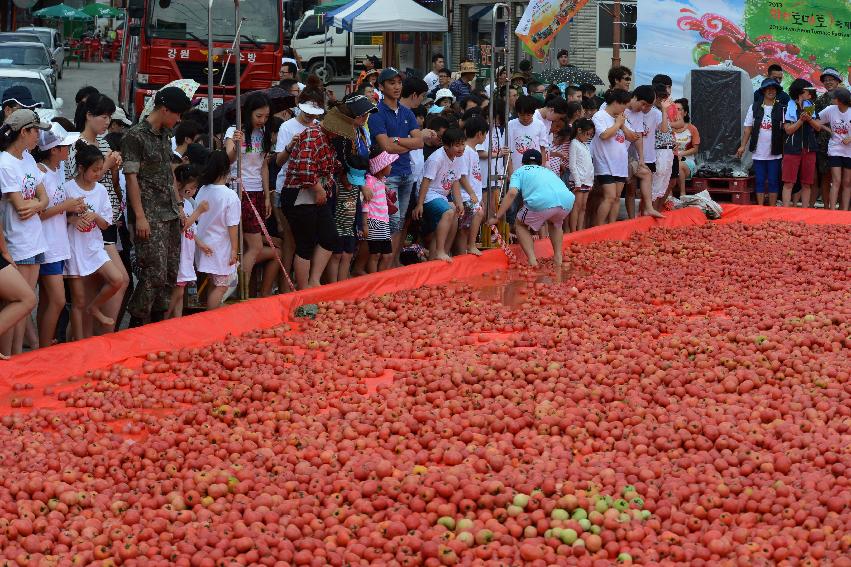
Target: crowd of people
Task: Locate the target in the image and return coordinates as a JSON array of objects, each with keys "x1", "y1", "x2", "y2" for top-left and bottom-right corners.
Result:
[{"x1": 1, "y1": 55, "x2": 850, "y2": 358}]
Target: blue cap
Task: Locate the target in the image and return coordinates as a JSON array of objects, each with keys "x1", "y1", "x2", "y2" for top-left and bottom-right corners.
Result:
[
  {"x1": 759, "y1": 78, "x2": 782, "y2": 93},
  {"x1": 378, "y1": 67, "x2": 402, "y2": 84}
]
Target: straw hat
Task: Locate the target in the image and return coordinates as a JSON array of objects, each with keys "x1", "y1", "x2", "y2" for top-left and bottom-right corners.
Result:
[
  {"x1": 321, "y1": 106, "x2": 356, "y2": 141},
  {"x1": 460, "y1": 61, "x2": 478, "y2": 75}
]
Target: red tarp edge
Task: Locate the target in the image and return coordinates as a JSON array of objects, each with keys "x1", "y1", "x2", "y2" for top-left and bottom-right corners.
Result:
[{"x1": 1, "y1": 205, "x2": 849, "y2": 390}]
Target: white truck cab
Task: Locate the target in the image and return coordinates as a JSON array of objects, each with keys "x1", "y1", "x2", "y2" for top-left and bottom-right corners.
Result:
[{"x1": 290, "y1": 9, "x2": 381, "y2": 83}]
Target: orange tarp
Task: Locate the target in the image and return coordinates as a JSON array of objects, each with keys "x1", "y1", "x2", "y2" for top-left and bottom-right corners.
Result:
[{"x1": 2, "y1": 205, "x2": 849, "y2": 394}]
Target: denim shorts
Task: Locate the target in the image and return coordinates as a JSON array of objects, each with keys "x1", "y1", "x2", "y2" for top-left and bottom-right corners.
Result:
[
  {"x1": 39, "y1": 260, "x2": 65, "y2": 276},
  {"x1": 385, "y1": 174, "x2": 416, "y2": 233},
  {"x1": 17, "y1": 252, "x2": 45, "y2": 265},
  {"x1": 423, "y1": 198, "x2": 453, "y2": 234}
]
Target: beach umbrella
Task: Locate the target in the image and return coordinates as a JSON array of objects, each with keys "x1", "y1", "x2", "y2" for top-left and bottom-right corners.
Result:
[
  {"x1": 81, "y1": 4, "x2": 125, "y2": 18},
  {"x1": 33, "y1": 3, "x2": 92, "y2": 21},
  {"x1": 140, "y1": 79, "x2": 200, "y2": 119},
  {"x1": 538, "y1": 66, "x2": 603, "y2": 86}
]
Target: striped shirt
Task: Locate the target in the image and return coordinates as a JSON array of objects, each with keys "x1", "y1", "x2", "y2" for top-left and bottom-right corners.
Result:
[{"x1": 362, "y1": 175, "x2": 389, "y2": 223}]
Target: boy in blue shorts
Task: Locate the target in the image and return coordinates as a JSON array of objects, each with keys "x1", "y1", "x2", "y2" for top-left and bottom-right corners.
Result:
[
  {"x1": 412, "y1": 128, "x2": 468, "y2": 262},
  {"x1": 488, "y1": 149, "x2": 574, "y2": 267}
]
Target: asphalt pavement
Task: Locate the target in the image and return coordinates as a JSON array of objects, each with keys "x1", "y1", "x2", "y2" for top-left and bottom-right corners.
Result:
[{"x1": 55, "y1": 60, "x2": 120, "y2": 118}]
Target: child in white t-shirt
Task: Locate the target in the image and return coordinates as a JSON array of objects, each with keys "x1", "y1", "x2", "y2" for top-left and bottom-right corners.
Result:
[
  {"x1": 458, "y1": 117, "x2": 488, "y2": 256},
  {"x1": 591, "y1": 89, "x2": 634, "y2": 225},
  {"x1": 35, "y1": 126, "x2": 85, "y2": 347},
  {"x1": 194, "y1": 151, "x2": 241, "y2": 310},
  {"x1": 0, "y1": 110, "x2": 51, "y2": 356},
  {"x1": 412, "y1": 129, "x2": 467, "y2": 262},
  {"x1": 568, "y1": 118, "x2": 595, "y2": 232},
  {"x1": 624, "y1": 86, "x2": 665, "y2": 219},
  {"x1": 815, "y1": 88, "x2": 851, "y2": 210},
  {"x1": 167, "y1": 165, "x2": 211, "y2": 319},
  {"x1": 64, "y1": 145, "x2": 127, "y2": 341},
  {"x1": 508, "y1": 95, "x2": 550, "y2": 173}
]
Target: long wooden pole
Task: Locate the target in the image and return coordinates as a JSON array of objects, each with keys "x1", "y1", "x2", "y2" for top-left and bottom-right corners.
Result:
[{"x1": 611, "y1": 0, "x2": 621, "y2": 68}]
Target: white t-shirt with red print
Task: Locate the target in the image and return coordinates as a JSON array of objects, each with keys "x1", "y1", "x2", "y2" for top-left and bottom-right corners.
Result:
[
  {"x1": 507, "y1": 118, "x2": 550, "y2": 171},
  {"x1": 63, "y1": 179, "x2": 112, "y2": 277},
  {"x1": 744, "y1": 105, "x2": 781, "y2": 161},
  {"x1": 178, "y1": 200, "x2": 198, "y2": 283},
  {"x1": 818, "y1": 105, "x2": 851, "y2": 158},
  {"x1": 591, "y1": 109, "x2": 629, "y2": 177},
  {"x1": 461, "y1": 145, "x2": 483, "y2": 203},
  {"x1": 0, "y1": 151, "x2": 47, "y2": 262},
  {"x1": 422, "y1": 147, "x2": 462, "y2": 204}
]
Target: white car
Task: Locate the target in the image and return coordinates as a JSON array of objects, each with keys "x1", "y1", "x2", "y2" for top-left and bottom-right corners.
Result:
[
  {"x1": 16, "y1": 27, "x2": 64, "y2": 79},
  {"x1": 0, "y1": 69, "x2": 64, "y2": 122}
]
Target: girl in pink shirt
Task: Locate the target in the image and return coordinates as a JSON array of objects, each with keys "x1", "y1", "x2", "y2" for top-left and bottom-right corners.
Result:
[{"x1": 362, "y1": 151, "x2": 398, "y2": 273}]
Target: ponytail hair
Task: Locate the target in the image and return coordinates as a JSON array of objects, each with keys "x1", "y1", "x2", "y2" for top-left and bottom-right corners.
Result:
[
  {"x1": 174, "y1": 163, "x2": 201, "y2": 187},
  {"x1": 0, "y1": 123, "x2": 20, "y2": 152},
  {"x1": 570, "y1": 118, "x2": 594, "y2": 141},
  {"x1": 74, "y1": 93, "x2": 117, "y2": 132}
]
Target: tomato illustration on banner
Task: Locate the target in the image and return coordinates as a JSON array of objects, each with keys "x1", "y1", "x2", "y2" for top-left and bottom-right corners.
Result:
[{"x1": 515, "y1": 0, "x2": 591, "y2": 61}]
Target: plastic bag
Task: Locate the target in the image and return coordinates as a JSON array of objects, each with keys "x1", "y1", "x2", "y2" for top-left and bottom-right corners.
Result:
[{"x1": 673, "y1": 190, "x2": 723, "y2": 220}]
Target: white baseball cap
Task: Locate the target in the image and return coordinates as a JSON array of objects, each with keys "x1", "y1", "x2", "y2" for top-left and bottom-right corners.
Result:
[
  {"x1": 38, "y1": 123, "x2": 80, "y2": 151},
  {"x1": 435, "y1": 88, "x2": 455, "y2": 103},
  {"x1": 297, "y1": 101, "x2": 325, "y2": 116}
]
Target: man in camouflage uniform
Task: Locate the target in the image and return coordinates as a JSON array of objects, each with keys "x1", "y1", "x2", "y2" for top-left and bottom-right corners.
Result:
[
  {"x1": 813, "y1": 68, "x2": 843, "y2": 206},
  {"x1": 122, "y1": 87, "x2": 191, "y2": 325}
]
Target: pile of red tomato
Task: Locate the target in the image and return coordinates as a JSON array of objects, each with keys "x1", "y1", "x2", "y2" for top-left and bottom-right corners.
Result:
[{"x1": 0, "y1": 221, "x2": 849, "y2": 566}]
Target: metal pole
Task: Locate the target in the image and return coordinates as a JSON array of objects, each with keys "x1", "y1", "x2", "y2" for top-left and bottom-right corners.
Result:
[
  {"x1": 207, "y1": 0, "x2": 214, "y2": 148},
  {"x1": 350, "y1": 30, "x2": 354, "y2": 90},
  {"x1": 611, "y1": 0, "x2": 621, "y2": 68},
  {"x1": 234, "y1": 0, "x2": 246, "y2": 300},
  {"x1": 486, "y1": 3, "x2": 509, "y2": 221}
]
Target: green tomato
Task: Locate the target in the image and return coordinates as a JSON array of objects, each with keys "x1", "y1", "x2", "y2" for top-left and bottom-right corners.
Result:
[
  {"x1": 640, "y1": 510, "x2": 652, "y2": 520},
  {"x1": 594, "y1": 498, "x2": 609, "y2": 514},
  {"x1": 617, "y1": 552, "x2": 633, "y2": 563},
  {"x1": 630, "y1": 497, "x2": 644, "y2": 509},
  {"x1": 457, "y1": 518, "x2": 474, "y2": 531},
  {"x1": 572, "y1": 538, "x2": 586, "y2": 548},
  {"x1": 618, "y1": 512, "x2": 631, "y2": 523},
  {"x1": 544, "y1": 529, "x2": 554, "y2": 539},
  {"x1": 590, "y1": 525, "x2": 601, "y2": 535},
  {"x1": 437, "y1": 516, "x2": 455, "y2": 530},
  {"x1": 559, "y1": 528, "x2": 578, "y2": 545},
  {"x1": 578, "y1": 518, "x2": 591, "y2": 532},
  {"x1": 614, "y1": 498, "x2": 629, "y2": 512},
  {"x1": 507, "y1": 504, "x2": 524, "y2": 517},
  {"x1": 513, "y1": 493, "x2": 529, "y2": 508},
  {"x1": 551, "y1": 508, "x2": 569, "y2": 521},
  {"x1": 622, "y1": 485, "x2": 636, "y2": 496},
  {"x1": 572, "y1": 508, "x2": 588, "y2": 521},
  {"x1": 457, "y1": 531, "x2": 474, "y2": 545}
]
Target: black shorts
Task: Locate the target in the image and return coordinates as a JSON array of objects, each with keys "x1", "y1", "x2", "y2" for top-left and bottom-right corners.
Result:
[
  {"x1": 671, "y1": 158, "x2": 681, "y2": 179},
  {"x1": 102, "y1": 225, "x2": 118, "y2": 245},
  {"x1": 281, "y1": 191, "x2": 337, "y2": 260},
  {"x1": 645, "y1": 162, "x2": 657, "y2": 173},
  {"x1": 0, "y1": 253, "x2": 9, "y2": 271},
  {"x1": 367, "y1": 239, "x2": 392, "y2": 255},
  {"x1": 828, "y1": 155, "x2": 851, "y2": 169},
  {"x1": 333, "y1": 235, "x2": 358, "y2": 254},
  {"x1": 596, "y1": 174, "x2": 627, "y2": 185}
]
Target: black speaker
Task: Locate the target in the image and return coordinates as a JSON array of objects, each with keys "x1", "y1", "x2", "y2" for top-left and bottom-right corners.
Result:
[
  {"x1": 689, "y1": 69, "x2": 743, "y2": 164},
  {"x1": 128, "y1": 0, "x2": 145, "y2": 19}
]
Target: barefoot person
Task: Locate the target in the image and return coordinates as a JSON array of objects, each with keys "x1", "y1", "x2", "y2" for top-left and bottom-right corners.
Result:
[{"x1": 488, "y1": 149, "x2": 574, "y2": 267}]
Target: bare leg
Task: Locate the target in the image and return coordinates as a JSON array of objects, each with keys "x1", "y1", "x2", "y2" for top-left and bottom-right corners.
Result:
[
  {"x1": 10, "y1": 264, "x2": 38, "y2": 354},
  {"x1": 637, "y1": 168, "x2": 664, "y2": 218},
  {"x1": 841, "y1": 168, "x2": 851, "y2": 211},
  {"x1": 548, "y1": 220, "x2": 564, "y2": 266},
  {"x1": 293, "y1": 255, "x2": 311, "y2": 290},
  {"x1": 95, "y1": 244, "x2": 129, "y2": 334},
  {"x1": 277, "y1": 214, "x2": 296, "y2": 292},
  {"x1": 87, "y1": 261, "x2": 124, "y2": 328},
  {"x1": 241, "y1": 233, "x2": 263, "y2": 297},
  {"x1": 515, "y1": 222, "x2": 537, "y2": 266},
  {"x1": 378, "y1": 253, "x2": 394, "y2": 271},
  {"x1": 781, "y1": 182, "x2": 794, "y2": 207},
  {"x1": 307, "y1": 246, "x2": 334, "y2": 288},
  {"x1": 799, "y1": 185, "x2": 811, "y2": 209},
  {"x1": 467, "y1": 208, "x2": 485, "y2": 255},
  {"x1": 756, "y1": 192, "x2": 766, "y2": 206},
  {"x1": 325, "y1": 253, "x2": 342, "y2": 283},
  {"x1": 767, "y1": 192, "x2": 778, "y2": 207},
  {"x1": 37, "y1": 274, "x2": 65, "y2": 348},
  {"x1": 337, "y1": 252, "x2": 353, "y2": 281},
  {"x1": 624, "y1": 182, "x2": 636, "y2": 219},
  {"x1": 574, "y1": 192, "x2": 588, "y2": 232},
  {"x1": 68, "y1": 278, "x2": 86, "y2": 342},
  {"x1": 0, "y1": 265, "x2": 36, "y2": 359},
  {"x1": 167, "y1": 286, "x2": 185, "y2": 319},
  {"x1": 366, "y1": 253, "x2": 379, "y2": 274},
  {"x1": 351, "y1": 242, "x2": 369, "y2": 277},
  {"x1": 678, "y1": 162, "x2": 689, "y2": 198},
  {"x1": 594, "y1": 183, "x2": 618, "y2": 226},
  {"x1": 206, "y1": 286, "x2": 227, "y2": 309},
  {"x1": 828, "y1": 167, "x2": 841, "y2": 210},
  {"x1": 431, "y1": 209, "x2": 457, "y2": 262}
]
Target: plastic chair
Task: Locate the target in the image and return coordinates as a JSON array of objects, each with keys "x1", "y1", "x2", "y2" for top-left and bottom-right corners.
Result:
[{"x1": 65, "y1": 41, "x2": 82, "y2": 68}]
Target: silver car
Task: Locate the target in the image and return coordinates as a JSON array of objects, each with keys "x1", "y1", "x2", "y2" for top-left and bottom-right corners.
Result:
[
  {"x1": 17, "y1": 27, "x2": 64, "y2": 79},
  {"x1": 0, "y1": 42, "x2": 57, "y2": 96},
  {"x1": 0, "y1": 69, "x2": 64, "y2": 123}
]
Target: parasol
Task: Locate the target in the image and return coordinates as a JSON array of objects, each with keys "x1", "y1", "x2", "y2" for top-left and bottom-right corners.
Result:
[
  {"x1": 32, "y1": 3, "x2": 92, "y2": 21},
  {"x1": 81, "y1": 4, "x2": 125, "y2": 18},
  {"x1": 140, "y1": 79, "x2": 201, "y2": 119},
  {"x1": 537, "y1": 66, "x2": 603, "y2": 86}
]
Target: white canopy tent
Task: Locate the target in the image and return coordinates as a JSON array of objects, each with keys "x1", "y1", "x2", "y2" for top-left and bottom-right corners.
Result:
[{"x1": 326, "y1": 0, "x2": 448, "y2": 33}]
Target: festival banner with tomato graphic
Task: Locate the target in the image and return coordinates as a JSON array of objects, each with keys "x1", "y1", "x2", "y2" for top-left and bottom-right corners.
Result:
[
  {"x1": 636, "y1": 0, "x2": 851, "y2": 97},
  {"x1": 515, "y1": 0, "x2": 591, "y2": 60}
]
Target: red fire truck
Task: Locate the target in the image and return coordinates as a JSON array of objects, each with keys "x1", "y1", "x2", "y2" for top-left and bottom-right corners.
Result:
[{"x1": 119, "y1": 0, "x2": 284, "y2": 117}]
